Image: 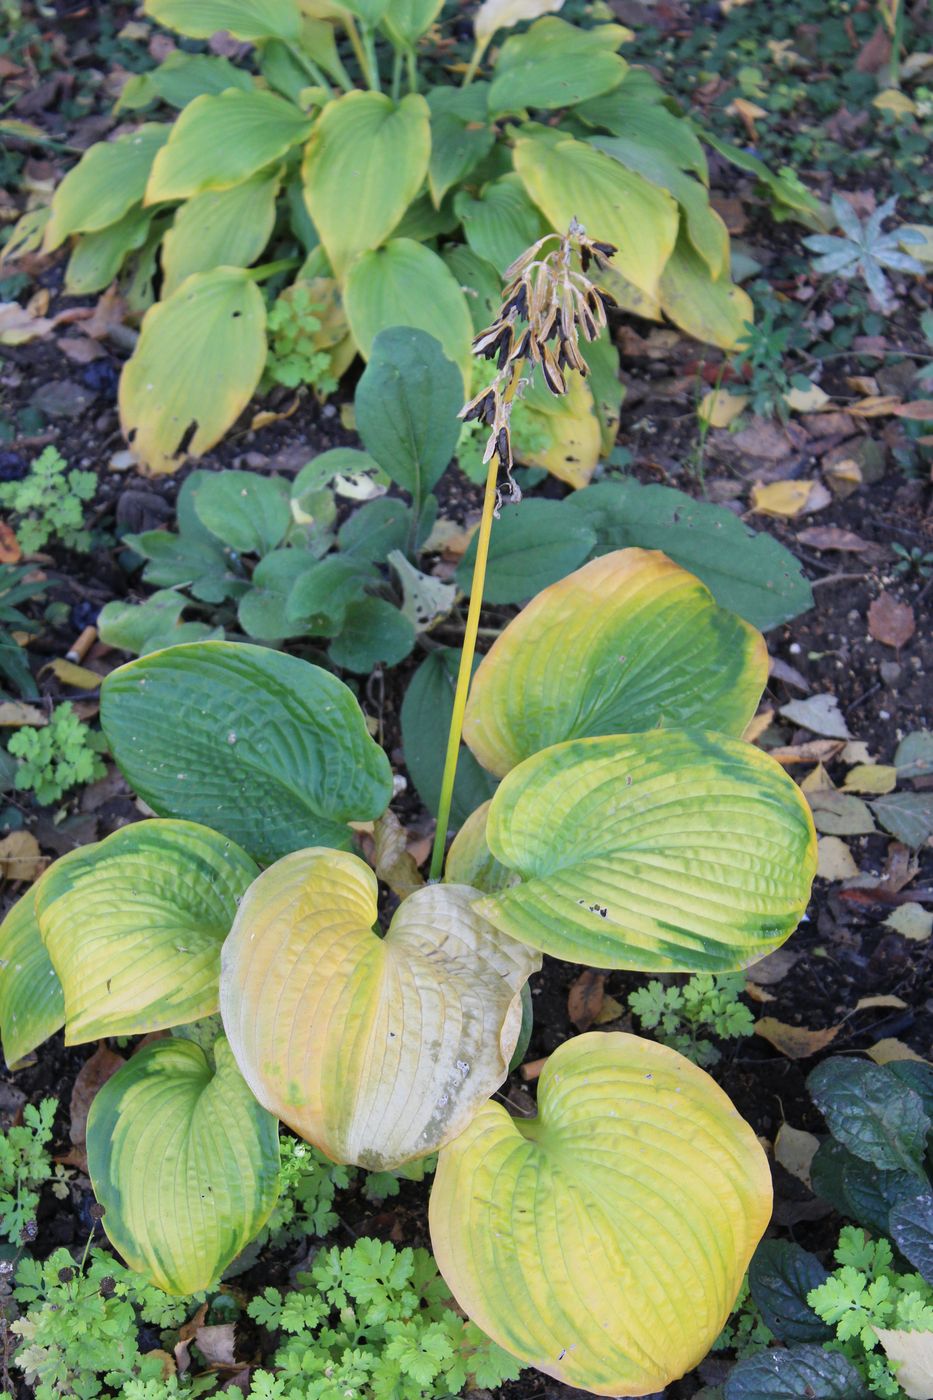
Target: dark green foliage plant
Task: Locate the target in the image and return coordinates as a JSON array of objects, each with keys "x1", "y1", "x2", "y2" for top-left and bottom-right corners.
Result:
[{"x1": 0, "y1": 563, "x2": 48, "y2": 699}]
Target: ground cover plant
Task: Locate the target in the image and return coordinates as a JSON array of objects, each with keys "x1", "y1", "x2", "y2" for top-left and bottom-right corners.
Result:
[{"x1": 0, "y1": 1, "x2": 932, "y2": 1397}]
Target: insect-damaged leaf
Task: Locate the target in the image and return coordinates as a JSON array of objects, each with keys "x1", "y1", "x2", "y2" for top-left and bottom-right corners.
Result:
[
  {"x1": 220, "y1": 848, "x2": 538, "y2": 1168},
  {"x1": 430, "y1": 1032, "x2": 771, "y2": 1395}
]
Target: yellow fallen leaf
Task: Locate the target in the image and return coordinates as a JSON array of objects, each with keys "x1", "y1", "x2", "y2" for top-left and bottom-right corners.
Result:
[
  {"x1": 339, "y1": 403, "x2": 356, "y2": 431},
  {"x1": 697, "y1": 389, "x2": 749, "y2": 427},
  {"x1": 0, "y1": 701, "x2": 46, "y2": 727},
  {"x1": 0, "y1": 831, "x2": 47, "y2": 883},
  {"x1": 875, "y1": 1329, "x2": 933, "y2": 1400},
  {"x1": 842, "y1": 741, "x2": 874, "y2": 765},
  {"x1": 817, "y1": 835, "x2": 859, "y2": 880},
  {"x1": 755, "y1": 1017, "x2": 841, "y2": 1059},
  {"x1": 40, "y1": 659, "x2": 103, "y2": 690},
  {"x1": 873, "y1": 88, "x2": 917, "y2": 116},
  {"x1": 843, "y1": 763, "x2": 897, "y2": 794},
  {"x1": 728, "y1": 97, "x2": 768, "y2": 121},
  {"x1": 593, "y1": 994, "x2": 625, "y2": 1026},
  {"x1": 801, "y1": 764, "x2": 836, "y2": 795},
  {"x1": 769, "y1": 739, "x2": 846, "y2": 765},
  {"x1": 750, "y1": 480, "x2": 819, "y2": 518},
  {"x1": 774, "y1": 1123, "x2": 820, "y2": 1189},
  {"x1": 899, "y1": 223, "x2": 933, "y2": 265},
  {"x1": 856, "y1": 994, "x2": 907, "y2": 1011},
  {"x1": 741, "y1": 708, "x2": 774, "y2": 745},
  {"x1": 745, "y1": 981, "x2": 776, "y2": 1003},
  {"x1": 869, "y1": 1038, "x2": 929, "y2": 1066},
  {"x1": 784, "y1": 383, "x2": 830, "y2": 413},
  {"x1": 848, "y1": 395, "x2": 903, "y2": 417},
  {"x1": 249, "y1": 397, "x2": 299, "y2": 431},
  {"x1": 823, "y1": 458, "x2": 862, "y2": 488},
  {"x1": 885, "y1": 903, "x2": 933, "y2": 942}
]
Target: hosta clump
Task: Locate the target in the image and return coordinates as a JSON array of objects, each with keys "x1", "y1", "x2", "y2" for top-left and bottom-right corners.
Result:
[
  {"x1": 0, "y1": 0, "x2": 817, "y2": 474},
  {"x1": 0, "y1": 545, "x2": 816, "y2": 1392}
]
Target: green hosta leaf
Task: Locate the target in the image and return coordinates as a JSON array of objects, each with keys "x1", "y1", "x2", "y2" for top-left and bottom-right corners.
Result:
[
  {"x1": 301, "y1": 92, "x2": 430, "y2": 280},
  {"x1": 119, "y1": 267, "x2": 266, "y2": 474},
  {"x1": 807, "y1": 1058, "x2": 930, "y2": 1179},
  {"x1": 870, "y1": 791, "x2": 933, "y2": 847},
  {"x1": 64, "y1": 206, "x2": 153, "y2": 295},
  {"x1": 456, "y1": 499, "x2": 595, "y2": 604},
  {"x1": 724, "y1": 1345, "x2": 866, "y2": 1400},
  {"x1": 430, "y1": 1032, "x2": 771, "y2": 1395},
  {"x1": 87, "y1": 1035, "x2": 280, "y2": 1294},
  {"x1": 454, "y1": 173, "x2": 547, "y2": 274},
  {"x1": 488, "y1": 18, "x2": 628, "y2": 117},
  {"x1": 144, "y1": 0, "x2": 301, "y2": 42},
  {"x1": 237, "y1": 549, "x2": 319, "y2": 641},
  {"x1": 146, "y1": 90, "x2": 310, "y2": 204},
  {"x1": 193, "y1": 470, "x2": 290, "y2": 556},
  {"x1": 578, "y1": 82, "x2": 707, "y2": 180},
  {"x1": 514, "y1": 128, "x2": 678, "y2": 300},
  {"x1": 120, "y1": 51, "x2": 255, "y2": 111},
  {"x1": 401, "y1": 650, "x2": 498, "y2": 824},
  {"x1": 329, "y1": 597, "x2": 415, "y2": 673},
  {"x1": 161, "y1": 165, "x2": 282, "y2": 296},
  {"x1": 889, "y1": 1193, "x2": 933, "y2": 1285},
  {"x1": 355, "y1": 327, "x2": 463, "y2": 503},
  {"x1": 35, "y1": 820, "x2": 258, "y2": 1043},
  {"x1": 426, "y1": 84, "x2": 495, "y2": 207},
  {"x1": 659, "y1": 227, "x2": 753, "y2": 350},
  {"x1": 382, "y1": 0, "x2": 443, "y2": 46},
  {"x1": 102, "y1": 641, "x2": 393, "y2": 863},
  {"x1": 463, "y1": 550, "x2": 767, "y2": 778},
  {"x1": 292, "y1": 448, "x2": 386, "y2": 515},
  {"x1": 344, "y1": 239, "x2": 474, "y2": 390},
  {"x1": 44, "y1": 124, "x2": 169, "y2": 251},
  {"x1": 476, "y1": 730, "x2": 816, "y2": 970},
  {"x1": 0, "y1": 886, "x2": 65, "y2": 1068},
  {"x1": 442, "y1": 244, "x2": 502, "y2": 332},
  {"x1": 748, "y1": 1241, "x2": 830, "y2": 1345},
  {"x1": 565, "y1": 479, "x2": 813, "y2": 630},
  {"x1": 98, "y1": 591, "x2": 222, "y2": 656}
]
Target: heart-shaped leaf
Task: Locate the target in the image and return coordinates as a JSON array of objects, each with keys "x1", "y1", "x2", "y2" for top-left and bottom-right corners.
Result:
[
  {"x1": 43, "y1": 124, "x2": 169, "y2": 251},
  {"x1": 488, "y1": 18, "x2": 629, "y2": 117},
  {"x1": 0, "y1": 884, "x2": 65, "y2": 1068},
  {"x1": 144, "y1": 0, "x2": 301, "y2": 41},
  {"x1": 301, "y1": 92, "x2": 430, "y2": 280},
  {"x1": 193, "y1": 469, "x2": 291, "y2": 556},
  {"x1": 464, "y1": 549, "x2": 768, "y2": 776},
  {"x1": 119, "y1": 267, "x2": 267, "y2": 474},
  {"x1": 87, "y1": 1035, "x2": 280, "y2": 1294},
  {"x1": 161, "y1": 165, "x2": 282, "y2": 296},
  {"x1": 102, "y1": 642, "x2": 393, "y2": 864},
  {"x1": 475, "y1": 730, "x2": 816, "y2": 970},
  {"x1": 429, "y1": 1031, "x2": 771, "y2": 1395},
  {"x1": 35, "y1": 820, "x2": 258, "y2": 1043},
  {"x1": 807, "y1": 1058, "x2": 930, "y2": 1179},
  {"x1": 220, "y1": 848, "x2": 539, "y2": 1168}
]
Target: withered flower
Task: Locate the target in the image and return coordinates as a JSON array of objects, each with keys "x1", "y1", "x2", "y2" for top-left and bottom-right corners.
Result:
[{"x1": 459, "y1": 219, "x2": 617, "y2": 511}]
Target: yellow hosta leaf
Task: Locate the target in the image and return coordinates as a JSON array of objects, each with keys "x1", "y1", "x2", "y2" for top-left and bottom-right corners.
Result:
[
  {"x1": 36, "y1": 819, "x2": 259, "y2": 1043},
  {"x1": 750, "y1": 479, "x2": 819, "y2": 518},
  {"x1": 445, "y1": 799, "x2": 517, "y2": 895},
  {"x1": 658, "y1": 229, "x2": 753, "y2": 350},
  {"x1": 430, "y1": 1032, "x2": 771, "y2": 1395},
  {"x1": 220, "y1": 848, "x2": 539, "y2": 1168},
  {"x1": 144, "y1": 0, "x2": 302, "y2": 40},
  {"x1": 87, "y1": 1036, "x2": 280, "y2": 1294},
  {"x1": 514, "y1": 131, "x2": 678, "y2": 300},
  {"x1": 302, "y1": 91, "x2": 430, "y2": 280},
  {"x1": 516, "y1": 368, "x2": 601, "y2": 487},
  {"x1": 464, "y1": 549, "x2": 768, "y2": 777},
  {"x1": 474, "y1": 729, "x2": 816, "y2": 971},
  {"x1": 698, "y1": 388, "x2": 748, "y2": 426},
  {"x1": 119, "y1": 267, "x2": 267, "y2": 474}
]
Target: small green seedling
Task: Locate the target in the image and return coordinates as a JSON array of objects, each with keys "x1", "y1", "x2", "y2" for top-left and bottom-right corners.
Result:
[
  {"x1": 628, "y1": 972, "x2": 755, "y2": 1067},
  {"x1": 0, "y1": 1097, "x2": 55, "y2": 1244},
  {"x1": 0, "y1": 447, "x2": 96, "y2": 554},
  {"x1": 7, "y1": 702, "x2": 107, "y2": 806}
]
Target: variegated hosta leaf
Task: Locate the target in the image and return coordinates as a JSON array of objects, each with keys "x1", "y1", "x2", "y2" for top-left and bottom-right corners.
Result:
[
  {"x1": 445, "y1": 800, "x2": 516, "y2": 896},
  {"x1": 476, "y1": 730, "x2": 816, "y2": 970},
  {"x1": 0, "y1": 883, "x2": 65, "y2": 1068},
  {"x1": 430, "y1": 1031, "x2": 771, "y2": 1395},
  {"x1": 464, "y1": 549, "x2": 768, "y2": 778},
  {"x1": 36, "y1": 820, "x2": 259, "y2": 1044},
  {"x1": 220, "y1": 848, "x2": 540, "y2": 1168},
  {"x1": 87, "y1": 1035, "x2": 280, "y2": 1294}
]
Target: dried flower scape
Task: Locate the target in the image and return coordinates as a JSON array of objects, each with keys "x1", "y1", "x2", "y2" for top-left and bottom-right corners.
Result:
[{"x1": 460, "y1": 221, "x2": 617, "y2": 510}]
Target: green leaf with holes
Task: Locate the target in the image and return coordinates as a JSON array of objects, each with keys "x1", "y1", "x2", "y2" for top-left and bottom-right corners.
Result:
[
  {"x1": 35, "y1": 820, "x2": 258, "y2": 1043},
  {"x1": 87, "y1": 1035, "x2": 280, "y2": 1293},
  {"x1": 475, "y1": 729, "x2": 816, "y2": 970},
  {"x1": 101, "y1": 641, "x2": 393, "y2": 864}
]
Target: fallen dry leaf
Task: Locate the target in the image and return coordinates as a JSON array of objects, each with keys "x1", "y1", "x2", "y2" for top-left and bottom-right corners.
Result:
[
  {"x1": 0, "y1": 521, "x2": 21, "y2": 564},
  {"x1": 780, "y1": 693, "x2": 852, "y2": 739},
  {"x1": 769, "y1": 657, "x2": 810, "y2": 692},
  {"x1": 194, "y1": 1322, "x2": 237, "y2": 1366},
  {"x1": 848, "y1": 394, "x2": 902, "y2": 416},
  {"x1": 774, "y1": 1123, "x2": 820, "y2": 1188},
  {"x1": 843, "y1": 763, "x2": 898, "y2": 795},
  {"x1": 868, "y1": 593, "x2": 915, "y2": 648},
  {"x1": 519, "y1": 1056, "x2": 546, "y2": 1082},
  {"x1": 593, "y1": 994, "x2": 625, "y2": 1026},
  {"x1": 842, "y1": 740, "x2": 874, "y2": 765},
  {"x1": 0, "y1": 701, "x2": 46, "y2": 727},
  {"x1": 893, "y1": 399, "x2": 933, "y2": 420},
  {"x1": 371, "y1": 810, "x2": 424, "y2": 901},
  {"x1": 868, "y1": 1038, "x2": 929, "y2": 1066},
  {"x1": 697, "y1": 388, "x2": 749, "y2": 427},
  {"x1": 175, "y1": 1303, "x2": 210, "y2": 1373},
  {"x1": 796, "y1": 526, "x2": 875, "y2": 552},
  {"x1": 855, "y1": 994, "x2": 908, "y2": 1011},
  {"x1": 745, "y1": 981, "x2": 776, "y2": 1003},
  {"x1": 769, "y1": 739, "x2": 847, "y2": 765},
  {"x1": 874, "y1": 1329, "x2": 933, "y2": 1400},
  {"x1": 755, "y1": 1018, "x2": 842, "y2": 1059},
  {"x1": 801, "y1": 763, "x2": 835, "y2": 795},
  {"x1": 567, "y1": 969, "x2": 606, "y2": 1031},
  {"x1": 817, "y1": 835, "x2": 859, "y2": 880},
  {"x1": 750, "y1": 479, "x2": 823, "y2": 518},
  {"x1": 742, "y1": 708, "x2": 775, "y2": 744},
  {"x1": 0, "y1": 831, "x2": 47, "y2": 883},
  {"x1": 784, "y1": 383, "x2": 830, "y2": 413},
  {"x1": 0, "y1": 299, "x2": 53, "y2": 345},
  {"x1": 885, "y1": 903, "x2": 933, "y2": 941},
  {"x1": 809, "y1": 790, "x2": 876, "y2": 836},
  {"x1": 58, "y1": 335, "x2": 105, "y2": 364},
  {"x1": 747, "y1": 947, "x2": 798, "y2": 985},
  {"x1": 68, "y1": 1041, "x2": 125, "y2": 1173},
  {"x1": 40, "y1": 658, "x2": 104, "y2": 690}
]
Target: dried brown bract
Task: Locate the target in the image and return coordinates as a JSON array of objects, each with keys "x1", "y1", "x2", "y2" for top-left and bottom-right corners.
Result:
[{"x1": 460, "y1": 220, "x2": 617, "y2": 510}]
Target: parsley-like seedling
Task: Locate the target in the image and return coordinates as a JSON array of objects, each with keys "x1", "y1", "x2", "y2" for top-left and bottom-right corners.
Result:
[
  {"x1": 0, "y1": 1098, "x2": 56, "y2": 1244},
  {"x1": 0, "y1": 447, "x2": 96, "y2": 554},
  {"x1": 628, "y1": 972, "x2": 754, "y2": 1067},
  {"x1": 7, "y1": 702, "x2": 107, "y2": 806}
]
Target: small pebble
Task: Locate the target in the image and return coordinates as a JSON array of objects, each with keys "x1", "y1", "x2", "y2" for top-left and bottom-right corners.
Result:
[{"x1": 880, "y1": 661, "x2": 902, "y2": 685}]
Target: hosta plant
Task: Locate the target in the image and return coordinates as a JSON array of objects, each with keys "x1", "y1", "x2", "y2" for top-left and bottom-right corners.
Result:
[
  {"x1": 0, "y1": 232, "x2": 818, "y2": 1398},
  {"x1": 0, "y1": 0, "x2": 807, "y2": 475}
]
